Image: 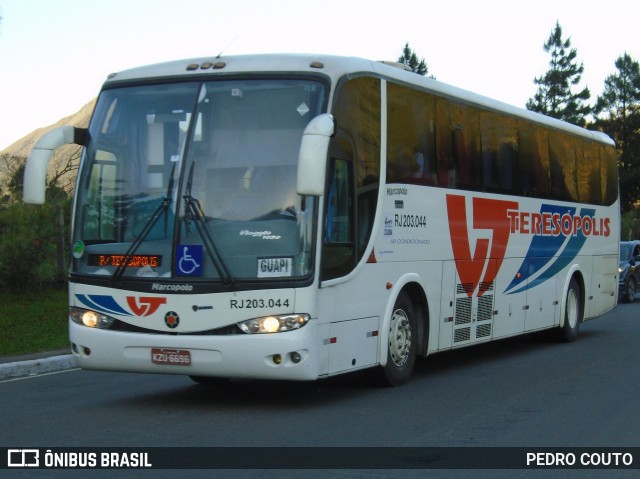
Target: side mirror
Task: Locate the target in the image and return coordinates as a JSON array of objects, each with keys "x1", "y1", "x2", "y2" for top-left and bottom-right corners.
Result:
[
  {"x1": 297, "y1": 113, "x2": 334, "y2": 197},
  {"x1": 23, "y1": 126, "x2": 86, "y2": 204}
]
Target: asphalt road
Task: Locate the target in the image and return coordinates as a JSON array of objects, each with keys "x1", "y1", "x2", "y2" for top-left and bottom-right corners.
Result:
[{"x1": 2, "y1": 302, "x2": 639, "y2": 479}]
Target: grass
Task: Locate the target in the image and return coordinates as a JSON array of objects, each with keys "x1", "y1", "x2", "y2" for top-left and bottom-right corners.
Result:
[{"x1": 0, "y1": 287, "x2": 69, "y2": 357}]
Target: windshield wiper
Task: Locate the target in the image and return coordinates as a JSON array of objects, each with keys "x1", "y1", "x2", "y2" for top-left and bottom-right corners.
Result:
[
  {"x1": 183, "y1": 162, "x2": 236, "y2": 288},
  {"x1": 113, "y1": 164, "x2": 176, "y2": 282}
]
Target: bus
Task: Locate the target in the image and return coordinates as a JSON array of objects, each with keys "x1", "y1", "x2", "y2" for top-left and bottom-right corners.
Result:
[{"x1": 23, "y1": 54, "x2": 619, "y2": 386}]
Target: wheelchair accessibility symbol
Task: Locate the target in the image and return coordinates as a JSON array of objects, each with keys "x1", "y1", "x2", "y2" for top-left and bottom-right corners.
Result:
[{"x1": 176, "y1": 244, "x2": 203, "y2": 276}]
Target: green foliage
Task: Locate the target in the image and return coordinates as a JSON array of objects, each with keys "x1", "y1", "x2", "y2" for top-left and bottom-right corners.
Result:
[
  {"x1": 0, "y1": 199, "x2": 71, "y2": 292},
  {"x1": 0, "y1": 288, "x2": 69, "y2": 356},
  {"x1": 527, "y1": 21, "x2": 591, "y2": 126},
  {"x1": 0, "y1": 154, "x2": 26, "y2": 200},
  {"x1": 593, "y1": 53, "x2": 640, "y2": 213},
  {"x1": 398, "y1": 42, "x2": 431, "y2": 77},
  {"x1": 621, "y1": 209, "x2": 640, "y2": 241}
]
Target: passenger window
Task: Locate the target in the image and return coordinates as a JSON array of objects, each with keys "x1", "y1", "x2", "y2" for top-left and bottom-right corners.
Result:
[
  {"x1": 549, "y1": 131, "x2": 578, "y2": 202},
  {"x1": 480, "y1": 111, "x2": 517, "y2": 193},
  {"x1": 387, "y1": 83, "x2": 437, "y2": 185},
  {"x1": 518, "y1": 122, "x2": 551, "y2": 197},
  {"x1": 450, "y1": 103, "x2": 481, "y2": 190},
  {"x1": 577, "y1": 141, "x2": 602, "y2": 204},
  {"x1": 600, "y1": 144, "x2": 618, "y2": 205},
  {"x1": 435, "y1": 97, "x2": 456, "y2": 187}
]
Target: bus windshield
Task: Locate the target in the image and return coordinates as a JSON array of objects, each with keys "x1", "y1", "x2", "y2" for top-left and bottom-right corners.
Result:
[{"x1": 72, "y1": 78, "x2": 326, "y2": 283}]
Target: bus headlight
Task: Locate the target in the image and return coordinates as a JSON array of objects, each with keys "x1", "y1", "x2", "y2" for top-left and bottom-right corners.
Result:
[
  {"x1": 238, "y1": 314, "x2": 310, "y2": 334},
  {"x1": 70, "y1": 307, "x2": 115, "y2": 329}
]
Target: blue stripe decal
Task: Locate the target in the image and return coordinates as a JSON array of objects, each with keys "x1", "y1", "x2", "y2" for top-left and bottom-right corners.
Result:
[
  {"x1": 505, "y1": 207, "x2": 592, "y2": 295},
  {"x1": 75, "y1": 294, "x2": 132, "y2": 316},
  {"x1": 504, "y1": 205, "x2": 574, "y2": 294}
]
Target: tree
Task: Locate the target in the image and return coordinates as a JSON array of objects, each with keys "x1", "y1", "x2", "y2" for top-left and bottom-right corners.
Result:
[
  {"x1": 594, "y1": 53, "x2": 640, "y2": 213},
  {"x1": 0, "y1": 154, "x2": 26, "y2": 200},
  {"x1": 398, "y1": 42, "x2": 430, "y2": 76},
  {"x1": 526, "y1": 21, "x2": 591, "y2": 126},
  {"x1": 0, "y1": 148, "x2": 79, "y2": 203}
]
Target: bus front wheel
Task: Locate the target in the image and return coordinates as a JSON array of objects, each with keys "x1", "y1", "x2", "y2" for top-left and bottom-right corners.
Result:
[
  {"x1": 374, "y1": 291, "x2": 417, "y2": 386},
  {"x1": 189, "y1": 375, "x2": 230, "y2": 386}
]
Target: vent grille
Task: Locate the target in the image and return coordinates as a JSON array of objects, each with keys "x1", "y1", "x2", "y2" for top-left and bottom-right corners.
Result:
[
  {"x1": 454, "y1": 327, "x2": 471, "y2": 343},
  {"x1": 457, "y1": 283, "x2": 475, "y2": 295},
  {"x1": 479, "y1": 281, "x2": 494, "y2": 293},
  {"x1": 455, "y1": 297, "x2": 472, "y2": 325},
  {"x1": 453, "y1": 280, "x2": 495, "y2": 344},
  {"x1": 476, "y1": 323, "x2": 492, "y2": 338},
  {"x1": 477, "y1": 295, "x2": 494, "y2": 322}
]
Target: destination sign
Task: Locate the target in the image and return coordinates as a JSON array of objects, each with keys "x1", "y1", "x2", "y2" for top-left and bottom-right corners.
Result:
[{"x1": 87, "y1": 254, "x2": 162, "y2": 268}]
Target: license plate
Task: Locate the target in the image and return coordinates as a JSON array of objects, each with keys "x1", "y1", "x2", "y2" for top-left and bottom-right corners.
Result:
[
  {"x1": 151, "y1": 348, "x2": 191, "y2": 366},
  {"x1": 257, "y1": 257, "x2": 293, "y2": 278}
]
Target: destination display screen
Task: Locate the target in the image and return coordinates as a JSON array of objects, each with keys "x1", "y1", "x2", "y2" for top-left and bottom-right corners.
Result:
[{"x1": 87, "y1": 254, "x2": 162, "y2": 268}]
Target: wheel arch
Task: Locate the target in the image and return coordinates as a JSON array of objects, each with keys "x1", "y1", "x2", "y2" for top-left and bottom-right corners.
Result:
[{"x1": 379, "y1": 274, "x2": 429, "y2": 367}]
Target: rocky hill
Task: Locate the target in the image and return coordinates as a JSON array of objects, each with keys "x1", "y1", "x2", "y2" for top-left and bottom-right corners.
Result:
[
  {"x1": 1, "y1": 99, "x2": 96, "y2": 158},
  {"x1": 0, "y1": 99, "x2": 96, "y2": 192}
]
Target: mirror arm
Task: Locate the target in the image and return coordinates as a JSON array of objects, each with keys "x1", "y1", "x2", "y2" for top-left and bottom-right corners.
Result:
[{"x1": 23, "y1": 126, "x2": 84, "y2": 204}]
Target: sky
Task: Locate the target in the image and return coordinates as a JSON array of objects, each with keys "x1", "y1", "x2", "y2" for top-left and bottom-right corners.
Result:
[{"x1": 0, "y1": 0, "x2": 637, "y2": 150}]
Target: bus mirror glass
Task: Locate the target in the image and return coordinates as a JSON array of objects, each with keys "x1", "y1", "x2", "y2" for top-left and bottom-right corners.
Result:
[
  {"x1": 23, "y1": 125, "x2": 77, "y2": 204},
  {"x1": 297, "y1": 113, "x2": 335, "y2": 197}
]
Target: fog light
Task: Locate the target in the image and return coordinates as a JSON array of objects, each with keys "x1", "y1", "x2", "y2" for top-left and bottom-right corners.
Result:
[
  {"x1": 290, "y1": 352, "x2": 302, "y2": 364},
  {"x1": 273, "y1": 354, "x2": 282, "y2": 365}
]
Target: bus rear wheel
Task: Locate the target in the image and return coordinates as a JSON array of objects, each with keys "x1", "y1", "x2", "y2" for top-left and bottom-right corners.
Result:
[
  {"x1": 556, "y1": 277, "x2": 582, "y2": 342},
  {"x1": 374, "y1": 291, "x2": 417, "y2": 386}
]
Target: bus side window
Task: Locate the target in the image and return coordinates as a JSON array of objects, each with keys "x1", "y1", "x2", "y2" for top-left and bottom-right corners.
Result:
[
  {"x1": 386, "y1": 82, "x2": 437, "y2": 186},
  {"x1": 518, "y1": 122, "x2": 551, "y2": 197},
  {"x1": 550, "y1": 131, "x2": 579, "y2": 202},
  {"x1": 480, "y1": 111, "x2": 517, "y2": 193},
  {"x1": 577, "y1": 141, "x2": 602, "y2": 205},
  {"x1": 325, "y1": 158, "x2": 353, "y2": 243},
  {"x1": 600, "y1": 144, "x2": 618, "y2": 205},
  {"x1": 449, "y1": 103, "x2": 481, "y2": 191},
  {"x1": 322, "y1": 158, "x2": 356, "y2": 280}
]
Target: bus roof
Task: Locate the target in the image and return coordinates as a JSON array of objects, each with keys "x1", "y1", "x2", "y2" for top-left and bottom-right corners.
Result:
[{"x1": 104, "y1": 53, "x2": 614, "y2": 147}]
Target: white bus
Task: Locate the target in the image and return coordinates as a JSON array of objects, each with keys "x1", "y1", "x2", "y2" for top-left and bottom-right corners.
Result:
[{"x1": 24, "y1": 54, "x2": 619, "y2": 386}]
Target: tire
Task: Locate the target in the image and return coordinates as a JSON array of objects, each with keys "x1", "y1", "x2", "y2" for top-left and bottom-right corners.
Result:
[
  {"x1": 189, "y1": 376, "x2": 230, "y2": 386},
  {"x1": 556, "y1": 277, "x2": 582, "y2": 342},
  {"x1": 623, "y1": 277, "x2": 636, "y2": 303},
  {"x1": 373, "y1": 291, "x2": 417, "y2": 386}
]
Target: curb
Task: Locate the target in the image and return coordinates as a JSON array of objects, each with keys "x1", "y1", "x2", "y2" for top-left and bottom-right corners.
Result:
[{"x1": 0, "y1": 354, "x2": 78, "y2": 380}]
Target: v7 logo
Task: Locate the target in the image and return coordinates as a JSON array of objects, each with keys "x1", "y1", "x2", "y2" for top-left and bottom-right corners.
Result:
[
  {"x1": 446, "y1": 195, "x2": 518, "y2": 297},
  {"x1": 126, "y1": 296, "x2": 167, "y2": 316}
]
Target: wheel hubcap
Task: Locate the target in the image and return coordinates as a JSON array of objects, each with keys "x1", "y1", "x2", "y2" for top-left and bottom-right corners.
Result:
[
  {"x1": 389, "y1": 309, "x2": 412, "y2": 367},
  {"x1": 566, "y1": 289, "x2": 578, "y2": 328}
]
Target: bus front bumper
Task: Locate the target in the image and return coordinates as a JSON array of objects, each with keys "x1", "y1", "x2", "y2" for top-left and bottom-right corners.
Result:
[{"x1": 69, "y1": 319, "x2": 319, "y2": 381}]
